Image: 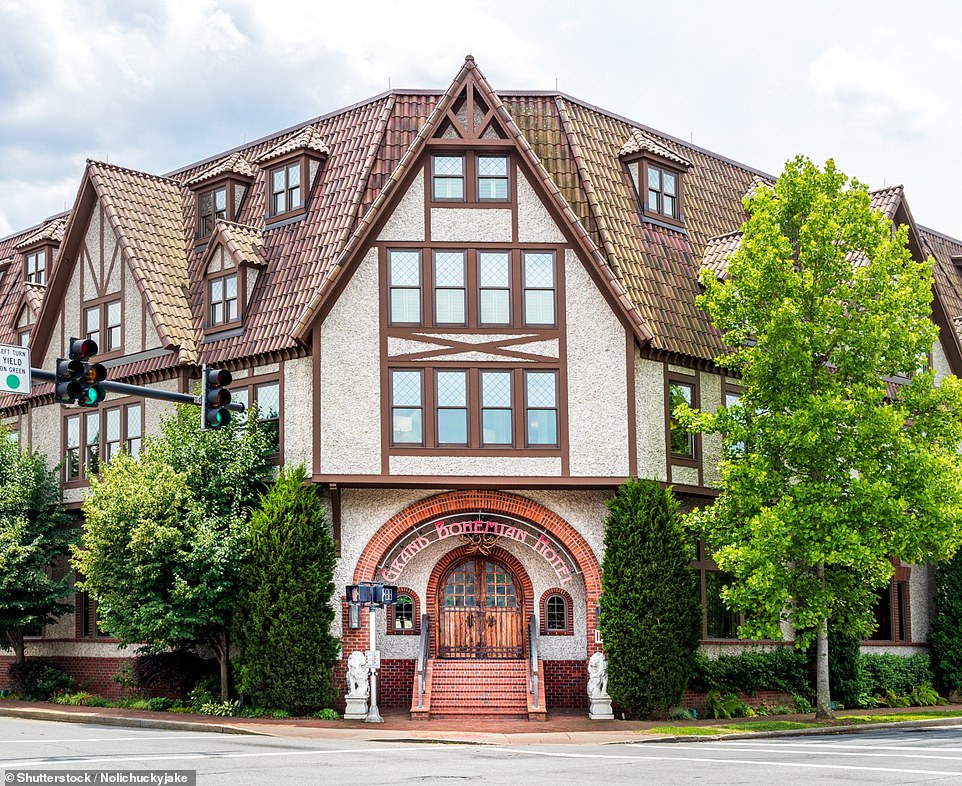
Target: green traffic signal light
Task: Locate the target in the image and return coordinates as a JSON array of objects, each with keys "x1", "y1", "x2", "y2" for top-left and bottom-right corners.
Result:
[{"x1": 201, "y1": 366, "x2": 232, "y2": 430}]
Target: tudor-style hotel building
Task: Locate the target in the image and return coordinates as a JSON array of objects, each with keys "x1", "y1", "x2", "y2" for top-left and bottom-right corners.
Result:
[{"x1": 1, "y1": 58, "x2": 960, "y2": 717}]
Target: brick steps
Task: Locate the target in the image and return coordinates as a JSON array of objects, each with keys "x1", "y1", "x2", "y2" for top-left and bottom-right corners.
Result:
[{"x1": 420, "y1": 659, "x2": 532, "y2": 719}]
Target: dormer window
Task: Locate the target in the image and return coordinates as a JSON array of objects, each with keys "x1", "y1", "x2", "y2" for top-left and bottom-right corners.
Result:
[
  {"x1": 270, "y1": 162, "x2": 301, "y2": 216},
  {"x1": 85, "y1": 300, "x2": 123, "y2": 354},
  {"x1": 646, "y1": 164, "x2": 678, "y2": 219},
  {"x1": 187, "y1": 153, "x2": 255, "y2": 242},
  {"x1": 199, "y1": 185, "x2": 227, "y2": 237},
  {"x1": 25, "y1": 248, "x2": 46, "y2": 285},
  {"x1": 255, "y1": 126, "x2": 329, "y2": 224},
  {"x1": 620, "y1": 129, "x2": 691, "y2": 230},
  {"x1": 208, "y1": 273, "x2": 239, "y2": 326}
]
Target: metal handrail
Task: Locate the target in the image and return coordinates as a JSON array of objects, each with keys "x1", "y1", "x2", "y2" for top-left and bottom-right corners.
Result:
[
  {"x1": 416, "y1": 614, "x2": 429, "y2": 709},
  {"x1": 529, "y1": 613, "x2": 539, "y2": 709}
]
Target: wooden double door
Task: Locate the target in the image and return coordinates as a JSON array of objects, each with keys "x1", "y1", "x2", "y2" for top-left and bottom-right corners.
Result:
[{"x1": 437, "y1": 557, "x2": 524, "y2": 659}]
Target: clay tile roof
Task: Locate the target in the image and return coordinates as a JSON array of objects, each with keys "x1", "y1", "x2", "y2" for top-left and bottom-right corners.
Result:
[
  {"x1": 14, "y1": 216, "x2": 67, "y2": 249},
  {"x1": 186, "y1": 152, "x2": 256, "y2": 187},
  {"x1": 255, "y1": 125, "x2": 330, "y2": 164},
  {"x1": 743, "y1": 175, "x2": 775, "y2": 201},
  {"x1": 701, "y1": 231, "x2": 743, "y2": 280},
  {"x1": 207, "y1": 221, "x2": 267, "y2": 269},
  {"x1": 619, "y1": 128, "x2": 692, "y2": 168},
  {"x1": 920, "y1": 226, "x2": 962, "y2": 347},
  {"x1": 869, "y1": 185, "x2": 904, "y2": 221},
  {"x1": 87, "y1": 161, "x2": 196, "y2": 361},
  {"x1": 22, "y1": 282, "x2": 45, "y2": 313}
]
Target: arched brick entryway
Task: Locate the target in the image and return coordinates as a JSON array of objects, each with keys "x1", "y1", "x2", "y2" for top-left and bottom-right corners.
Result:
[{"x1": 352, "y1": 489, "x2": 602, "y2": 653}]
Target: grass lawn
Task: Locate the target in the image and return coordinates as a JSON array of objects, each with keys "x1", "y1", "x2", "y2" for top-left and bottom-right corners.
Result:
[{"x1": 647, "y1": 710, "x2": 962, "y2": 736}]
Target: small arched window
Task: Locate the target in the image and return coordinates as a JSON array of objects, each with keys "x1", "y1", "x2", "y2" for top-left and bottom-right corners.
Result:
[
  {"x1": 540, "y1": 589, "x2": 573, "y2": 635},
  {"x1": 387, "y1": 588, "x2": 420, "y2": 635}
]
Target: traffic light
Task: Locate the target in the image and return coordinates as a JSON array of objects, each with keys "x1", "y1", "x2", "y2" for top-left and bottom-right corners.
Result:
[
  {"x1": 55, "y1": 338, "x2": 107, "y2": 406},
  {"x1": 201, "y1": 366, "x2": 232, "y2": 430}
]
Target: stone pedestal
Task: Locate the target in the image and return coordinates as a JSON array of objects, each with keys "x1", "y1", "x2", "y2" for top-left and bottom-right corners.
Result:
[
  {"x1": 344, "y1": 695, "x2": 369, "y2": 721},
  {"x1": 589, "y1": 696, "x2": 614, "y2": 720}
]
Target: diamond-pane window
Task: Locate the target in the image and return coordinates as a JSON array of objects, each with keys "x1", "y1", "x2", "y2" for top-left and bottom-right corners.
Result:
[
  {"x1": 481, "y1": 371, "x2": 512, "y2": 445},
  {"x1": 389, "y1": 250, "x2": 421, "y2": 324},
  {"x1": 392, "y1": 371, "x2": 422, "y2": 406},
  {"x1": 434, "y1": 156, "x2": 463, "y2": 176},
  {"x1": 434, "y1": 251, "x2": 465, "y2": 324},
  {"x1": 523, "y1": 252, "x2": 555, "y2": 325},
  {"x1": 479, "y1": 251, "x2": 510, "y2": 325},
  {"x1": 437, "y1": 371, "x2": 467, "y2": 407},
  {"x1": 432, "y1": 155, "x2": 465, "y2": 200},
  {"x1": 477, "y1": 155, "x2": 509, "y2": 200},
  {"x1": 526, "y1": 372, "x2": 556, "y2": 407}
]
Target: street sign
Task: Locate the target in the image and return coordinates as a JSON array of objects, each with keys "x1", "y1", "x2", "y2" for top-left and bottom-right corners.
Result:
[{"x1": 0, "y1": 344, "x2": 31, "y2": 395}]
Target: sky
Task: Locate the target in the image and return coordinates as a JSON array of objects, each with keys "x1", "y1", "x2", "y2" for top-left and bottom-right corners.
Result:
[{"x1": 1, "y1": 0, "x2": 960, "y2": 240}]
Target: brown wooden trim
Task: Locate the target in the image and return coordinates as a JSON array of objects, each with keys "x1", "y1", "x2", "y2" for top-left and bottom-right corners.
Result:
[
  {"x1": 330, "y1": 482, "x2": 341, "y2": 557},
  {"x1": 310, "y1": 474, "x2": 624, "y2": 489},
  {"x1": 80, "y1": 291, "x2": 125, "y2": 361},
  {"x1": 626, "y1": 334, "x2": 638, "y2": 477},
  {"x1": 312, "y1": 323, "x2": 322, "y2": 477}
]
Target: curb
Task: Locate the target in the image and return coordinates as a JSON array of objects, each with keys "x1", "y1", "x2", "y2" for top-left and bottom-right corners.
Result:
[
  {"x1": 1, "y1": 706, "x2": 959, "y2": 745},
  {"x1": 0, "y1": 706, "x2": 251, "y2": 735}
]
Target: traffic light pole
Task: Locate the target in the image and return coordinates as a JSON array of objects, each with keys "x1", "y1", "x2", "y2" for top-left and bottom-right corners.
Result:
[{"x1": 30, "y1": 368, "x2": 246, "y2": 412}]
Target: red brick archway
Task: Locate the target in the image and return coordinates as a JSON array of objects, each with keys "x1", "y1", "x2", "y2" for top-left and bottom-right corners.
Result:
[{"x1": 352, "y1": 489, "x2": 602, "y2": 654}]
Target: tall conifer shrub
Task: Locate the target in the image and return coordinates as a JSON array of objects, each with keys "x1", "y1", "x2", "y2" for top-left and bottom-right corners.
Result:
[
  {"x1": 930, "y1": 552, "x2": 962, "y2": 697},
  {"x1": 599, "y1": 478, "x2": 701, "y2": 718},
  {"x1": 234, "y1": 466, "x2": 339, "y2": 714}
]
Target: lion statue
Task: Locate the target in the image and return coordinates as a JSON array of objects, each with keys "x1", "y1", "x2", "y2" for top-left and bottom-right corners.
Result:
[
  {"x1": 347, "y1": 651, "x2": 370, "y2": 698},
  {"x1": 587, "y1": 651, "x2": 608, "y2": 698}
]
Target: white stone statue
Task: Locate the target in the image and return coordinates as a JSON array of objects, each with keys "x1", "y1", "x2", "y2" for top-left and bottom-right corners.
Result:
[
  {"x1": 347, "y1": 650, "x2": 370, "y2": 698},
  {"x1": 587, "y1": 652, "x2": 608, "y2": 698},
  {"x1": 587, "y1": 651, "x2": 614, "y2": 720}
]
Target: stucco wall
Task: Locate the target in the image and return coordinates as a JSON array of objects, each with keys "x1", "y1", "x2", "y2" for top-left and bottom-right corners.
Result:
[
  {"x1": 430, "y1": 208, "x2": 512, "y2": 243},
  {"x1": 516, "y1": 172, "x2": 564, "y2": 244},
  {"x1": 319, "y1": 247, "x2": 381, "y2": 475},
  {"x1": 635, "y1": 356, "x2": 667, "y2": 481},
  {"x1": 378, "y1": 170, "x2": 425, "y2": 242},
  {"x1": 388, "y1": 456, "x2": 562, "y2": 476},
  {"x1": 932, "y1": 336, "x2": 952, "y2": 383},
  {"x1": 283, "y1": 357, "x2": 312, "y2": 469},
  {"x1": 564, "y1": 250, "x2": 629, "y2": 477}
]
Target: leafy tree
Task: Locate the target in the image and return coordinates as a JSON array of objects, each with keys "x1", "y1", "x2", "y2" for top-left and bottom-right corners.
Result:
[
  {"x1": 234, "y1": 465, "x2": 339, "y2": 714},
  {"x1": 73, "y1": 404, "x2": 274, "y2": 700},
  {"x1": 599, "y1": 478, "x2": 701, "y2": 718},
  {"x1": 681, "y1": 156, "x2": 962, "y2": 718},
  {"x1": 930, "y1": 551, "x2": 962, "y2": 697},
  {"x1": 0, "y1": 431, "x2": 74, "y2": 665}
]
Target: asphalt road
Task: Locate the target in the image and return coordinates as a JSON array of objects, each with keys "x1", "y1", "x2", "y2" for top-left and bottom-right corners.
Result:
[{"x1": 2, "y1": 718, "x2": 962, "y2": 785}]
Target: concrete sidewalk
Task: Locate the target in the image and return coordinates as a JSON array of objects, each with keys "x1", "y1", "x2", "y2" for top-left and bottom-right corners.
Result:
[{"x1": 1, "y1": 701, "x2": 961, "y2": 746}]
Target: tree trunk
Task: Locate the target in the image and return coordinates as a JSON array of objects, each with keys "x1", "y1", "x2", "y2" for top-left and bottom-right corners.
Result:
[
  {"x1": 5, "y1": 630, "x2": 26, "y2": 666},
  {"x1": 212, "y1": 629, "x2": 230, "y2": 702},
  {"x1": 814, "y1": 570, "x2": 834, "y2": 720}
]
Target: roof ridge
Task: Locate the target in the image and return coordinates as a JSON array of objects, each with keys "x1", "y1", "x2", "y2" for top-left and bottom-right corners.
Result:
[
  {"x1": 919, "y1": 225, "x2": 962, "y2": 245},
  {"x1": 88, "y1": 159, "x2": 181, "y2": 186}
]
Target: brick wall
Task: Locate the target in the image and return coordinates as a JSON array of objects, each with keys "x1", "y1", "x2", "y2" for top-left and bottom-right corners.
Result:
[
  {"x1": 0, "y1": 655, "x2": 131, "y2": 699},
  {"x1": 543, "y1": 659, "x2": 588, "y2": 708},
  {"x1": 681, "y1": 688, "x2": 795, "y2": 715}
]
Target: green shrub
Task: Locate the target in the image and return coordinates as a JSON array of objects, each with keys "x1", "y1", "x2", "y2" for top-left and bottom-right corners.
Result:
[
  {"x1": 599, "y1": 479, "x2": 701, "y2": 718},
  {"x1": 239, "y1": 706, "x2": 268, "y2": 718},
  {"x1": 268, "y1": 709, "x2": 290, "y2": 719},
  {"x1": 200, "y1": 700, "x2": 239, "y2": 717},
  {"x1": 704, "y1": 691, "x2": 750, "y2": 719},
  {"x1": 51, "y1": 692, "x2": 111, "y2": 708},
  {"x1": 828, "y1": 630, "x2": 867, "y2": 709},
  {"x1": 689, "y1": 648, "x2": 809, "y2": 696},
  {"x1": 233, "y1": 466, "x2": 340, "y2": 715},
  {"x1": 314, "y1": 708, "x2": 339, "y2": 720},
  {"x1": 145, "y1": 697, "x2": 176, "y2": 712},
  {"x1": 668, "y1": 707, "x2": 695, "y2": 721},
  {"x1": 907, "y1": 683, "x2": 947, "y2": 707},
  {"x1": 877, "y1": 688, "x2": 911, "y2": 708},
  {"x1": 791, "y1": 693, "x2": 814, "y2": 714},
  {"x1": 189, "y1": 675, "x2": 219, "y2": 712},
  {"x1": 8, "y1": 661, "x2": 75, "y2": 700},
  {"x1": 930, "y1": 552, "x2": 962, "y2": 696},
  {"x1": 860, "y1": 654, "x2": 933, "y2": 696}
]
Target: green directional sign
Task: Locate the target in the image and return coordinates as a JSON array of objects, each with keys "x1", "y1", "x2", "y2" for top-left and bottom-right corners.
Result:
[{"x1": 0, "y1": 344, "x2": 31, "y2": 395}]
